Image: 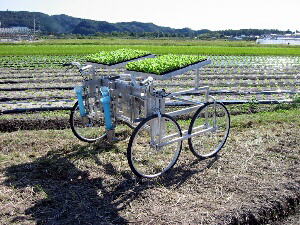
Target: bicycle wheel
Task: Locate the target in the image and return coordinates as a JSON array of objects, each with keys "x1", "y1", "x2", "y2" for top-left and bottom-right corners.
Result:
[
  {"x1": 188, "y1": 102, "x2": 230, "y2": 159},
  {"x1": 127, "y1": 114, "x2": 182, "y2": 178},
  {"x1": 70, "y1": 101, "x2": 106, "y2": 143}
]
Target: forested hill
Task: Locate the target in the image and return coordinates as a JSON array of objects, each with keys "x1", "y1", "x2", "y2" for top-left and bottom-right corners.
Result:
[
  {"x1": 0, "y1": 11, "x2": 209, "y2": 36},
  {"x1": 0, "y1": 10, "x2": 289, "y2": 37}
]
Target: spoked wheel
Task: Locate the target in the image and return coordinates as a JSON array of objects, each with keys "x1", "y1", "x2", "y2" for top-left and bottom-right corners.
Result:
[
  {"x1": 188, "y1": 102, "x2": 230, "y2": 159},
  {"x1": 127, "y1": 114, "x2": 182, "y2": 178},
  {"x1": 70, "y1": 101, "x2": 106, "y2": 143}
]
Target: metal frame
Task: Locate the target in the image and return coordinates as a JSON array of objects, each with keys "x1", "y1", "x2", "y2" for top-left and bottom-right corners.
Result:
[
  {"x1": 70, "y1": 56, "x2": 232, "y2": 168},
  {"x1": 76, "y1": 58, "x2": 218, "y2": 142},
  {"x1": 68, "y1": 56, "x2": 232, "y2": 177}
]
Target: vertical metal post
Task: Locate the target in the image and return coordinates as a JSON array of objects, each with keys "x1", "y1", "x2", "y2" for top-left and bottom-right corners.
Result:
[
  {"x1": 195, "y1": 68, "x2": 200, "y2": 90},
  {"x1": 204, "y1": 87, "x2": 209, "y2": 127},
  {"x1": 205, "y1": 87, "x2": 209, "y2": 103},
  {"x1": 213, "y1": 100, "x2": 217, "y2": 128},
  {"x1": 157, "y1": 110, "x2": 162, "y2": 143}
]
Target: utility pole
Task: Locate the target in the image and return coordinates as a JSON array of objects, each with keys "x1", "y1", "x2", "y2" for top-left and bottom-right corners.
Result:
[{"x1": 33, "y1": 16, "x2": 36, "y2": 35}]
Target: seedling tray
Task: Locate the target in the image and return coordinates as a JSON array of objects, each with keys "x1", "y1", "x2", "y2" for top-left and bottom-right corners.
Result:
[
  {"x1": 87, "y1": 54, "x2": 156, "y2": 69},
  {"x1": 127, "y1": 59, "x2": 211, "y2": 80}
]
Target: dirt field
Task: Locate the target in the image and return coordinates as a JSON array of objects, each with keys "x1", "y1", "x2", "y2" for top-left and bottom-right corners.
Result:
[{"x1": 0, "y1": 109, "x2": 299, "y2": 225}]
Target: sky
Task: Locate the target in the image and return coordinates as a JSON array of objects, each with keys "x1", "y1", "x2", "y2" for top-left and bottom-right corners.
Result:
[{"x1": 0, "y1": 0, "x2": 299, "y2": 31}]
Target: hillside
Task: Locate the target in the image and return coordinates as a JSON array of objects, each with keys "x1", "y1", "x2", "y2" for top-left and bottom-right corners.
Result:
[
  {"x1": 0, "y1": 11, "x2": 209, "y2": 36},
  {"x1": 0, "y1": 11, "x2": 289, "y2": 37}
]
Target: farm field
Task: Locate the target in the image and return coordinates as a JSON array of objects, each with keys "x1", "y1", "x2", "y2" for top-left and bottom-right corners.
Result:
[
  {"x1": 2, "y1": 44, "x2": 300, "y2": 56},
  {"x1": 4, "y1": 37, "x2": 300, "y2": 48},
  {"x1": 0, "y1": 55, "x2": 299, "y2": 114},
  {"x1": 0, "y1": 38, "x2": 300, "y2": 56},
  {"x1": 0, "y1": 42, "x2": 300, "y2": 224}
]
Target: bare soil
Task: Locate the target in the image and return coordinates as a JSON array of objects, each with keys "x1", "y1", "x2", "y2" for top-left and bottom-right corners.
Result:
[
  {"x1": 0, "y1": 110, "x2": 299, "y2": 225},
  {"x1": 272, "y1": 206, "x2": 300, "y2": 225}
]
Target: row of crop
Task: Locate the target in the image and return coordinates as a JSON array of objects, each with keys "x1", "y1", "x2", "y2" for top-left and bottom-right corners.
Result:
[
  {"x1": 0, "y1": 55, "x2": 84, "y2": 68},
  {"x1": 1, "y1": 91, "x2": 296, "y2": 114},
  {"x1": 0, "y1": 89, "x2": 73, "y2": 99},
  {"x1": 1, "y1": 75, "x2": 299, "y2": 86},
  {"x1": 2, "y1": 67, "x2": 298, "y2": 80},
  {"x1": 1, "y1": 44, "x2": 300, "y2": 56},
  {"x1": 0, "y1": 99, "x2": 76, "y2": 111},
  {"x1": 1, "y1": 81, "x2": 299, "y2": 92},
  {"x1": 0, "y1": 77, "x2": 82, "y2": 84},
  {"x1": 0, "y1": 54, "x2": 300, "y2": 69},
  {"x1": 1, "y1": 76, "x2": 298, "y2": 106},
  {"x1": 0, "y1": 70, "x2": 298, "y2": 92},
  {"x1": 1, "y1": 69, "x2": 298, "y2": 86},
  {"x1": 2, "y1": 89, "x2": 298, "y2": 103}
]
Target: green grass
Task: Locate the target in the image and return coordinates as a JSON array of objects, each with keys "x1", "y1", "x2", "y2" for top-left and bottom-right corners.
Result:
[
  {"x1": 1, "y1": 43, "x2": 300, "y2": 56},
  {"x1": 0, "y1": 110, "x2": 70, "y2": 120},
  {"x1": 231, "y1": 108, "x2": 300, "y2": 129},
  {"x1": 2, "y1": 38, "x2": 300, "y2": 48},
  {"x1": 0, "y1": 38, "x2": 264, "y2": 46},
  {"x1": 1, "y1": 104, "x2": 299, "y2": 131}
]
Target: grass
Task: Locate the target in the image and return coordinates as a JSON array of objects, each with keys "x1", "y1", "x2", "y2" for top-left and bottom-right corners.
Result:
[
  {"x1": 2, "y1": 38, "x2": 300, "y2": 48},
  {"x1": 231, "y1": 108, "x2": 300, "y2": 128},
  {"x1": 0, "y1": 108, "x2": 300, "y2": 224},
  {"x1": 1, "y1": 102, "x2": 297, "y2": 125},
  {"x1": 0, "y1": 110, "x2": 70, "y2": 120},
  {"x1": 1, "y1": 39, "x2": 300, "y2": 56}
]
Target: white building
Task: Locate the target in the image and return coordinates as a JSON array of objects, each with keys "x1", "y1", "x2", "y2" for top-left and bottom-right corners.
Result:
[
  {"x1": 256, "y1": 34, "x2": 300, "y2": 45},
  {"x1": 0, "y1": 26, "x2": 31, "y2": 34},
  {"x1": 0, "y1": 25, "x2": 34, "y2": 41}
]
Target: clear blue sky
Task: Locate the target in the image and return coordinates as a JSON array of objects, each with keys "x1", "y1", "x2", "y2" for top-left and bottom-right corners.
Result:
[{"x1": 0, "y1": 0, "x2": 299, "y2": 31}]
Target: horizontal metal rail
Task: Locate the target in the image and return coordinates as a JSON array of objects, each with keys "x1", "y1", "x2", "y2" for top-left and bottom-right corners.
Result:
[
  {"x1": 168, "y1": 87, "x2": 209, "y2": 97},
  {"x1": 169, "y1": 96, "x2": 202, "y2": 105},
  {"x1": 158, "y1": 124, "x2": 206, "y2": 142},
  {"x1": 157, "y1": 126, "x2": 215, "y2": 148},
  {"x1": 166, "y1": 105, "x2": 201, "y2": 117}
]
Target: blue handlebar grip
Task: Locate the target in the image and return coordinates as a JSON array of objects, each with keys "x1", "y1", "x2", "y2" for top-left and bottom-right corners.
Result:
[
  {"x1": 74, "y1": 86, "x2": 87, "y2": 117},
  {"x1": 100, "y1": 87, "x2": 113, "y2": 130}
]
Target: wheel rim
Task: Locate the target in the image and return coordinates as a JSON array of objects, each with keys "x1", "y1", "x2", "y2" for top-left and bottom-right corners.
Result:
[
  {"x1": 71, "y1": 104, "x2": 106, "y2": 142},
  {"x1": 129, "y1": 115, "x2": 182, "y2": 178},
  {"x1": 188, "y1": 103, "x2": 230, "y2": 158}
]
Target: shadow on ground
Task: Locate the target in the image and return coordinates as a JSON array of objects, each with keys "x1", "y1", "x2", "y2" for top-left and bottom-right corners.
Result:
[{"x1": 4, "y1": 141, "x2": 218, "y2": 225}]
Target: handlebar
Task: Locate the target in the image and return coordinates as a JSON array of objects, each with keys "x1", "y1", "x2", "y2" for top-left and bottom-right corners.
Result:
[
  {"x1": 140, "y1": 76, "x2": 153, "y2": 85},
  {"x1": 62, "y1": 63, "x2": 72, "y2": 67},
  {"x1": 62, "y1": 62, "x2": 82, "y2": 69},
  {"x1": 108, "y1": 76, "x2": 120, "y2": 81},
  {"x1": 63, "y1": 62, "x2": 93, "y2": 75}
]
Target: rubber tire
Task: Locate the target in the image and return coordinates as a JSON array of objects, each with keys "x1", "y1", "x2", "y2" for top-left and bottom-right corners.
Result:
[
  {"x1": 70, "y1": 101, "x2": 106, "y2": 143},
  {"x1": 127, "y1": 114, "x2": 182, "y2": 178},
  {"x1": 188, "y1": 102, "x2": 230, "y2": 159}
]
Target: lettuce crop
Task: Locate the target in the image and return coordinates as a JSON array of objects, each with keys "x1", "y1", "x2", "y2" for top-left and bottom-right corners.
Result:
[
  {"x1": 126, "y1": 54, "x2": 207, "y2": 75},
  {"x1": 86, "y1": 49, "x2": 151, "y2": 65}
]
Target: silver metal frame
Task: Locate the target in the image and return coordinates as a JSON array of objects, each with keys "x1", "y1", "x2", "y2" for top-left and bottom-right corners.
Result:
[{"x1": 77, "y1": 58, "x2": 224, "y2": 146}]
